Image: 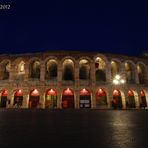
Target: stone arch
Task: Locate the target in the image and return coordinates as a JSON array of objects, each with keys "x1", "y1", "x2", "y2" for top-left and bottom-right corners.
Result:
[
  {"x1": 79, "y1": 58, "x2": 91, "y2": 80},
  {"x1": 45, "y1": 89, "x2": 57, "y2": 109},
  {"x1": 79, "y1": 56, "x2": 92, "y2": 63},
  {"x1": 96, "y1": 88, "x2": 107, "y2": 108},
  {"x1": 142, "y1": 90, "x2": 148, "y2": 108},
  {"x1": 13, "y1": 89, "x2": 23, "y2": 107},
  {"x1": 45, "y1": 59, "x2": 58, "y2": 80},
  {"x1": 93, "y1": 54, "x2": 108, "y2": 64},
  {"x1": 95, "y1": 57, "x2": 106, "y2": 82},
  {"x1": 137, "y1": 62, "x2": 147, "y2": 84},
  {"x1": 112, "y1": 89, "x2": 123, "y2": 109},
  {"x1": 62, "y1": 88, "x2": 74, "y2": 108},
  {"x1": 61, "y1": 56, "x2": 76, "y2": 65},
  {"x1": 0, "y1": 89, "x2": 8, "y2": 108},
  {"x1": 62, "y1": 59, "x2": 75, "y2": 81},
  {"x1": 12, "y1": 58, "x2": 26, "y2": 80},
  {"x1": 0, "y1": 59, "x2": 11, "y2": 80},
  {"x1": 127, "y1": 90, "x2": 139, "y2": 108},
  {"x1": 29, "y1": 89, "x2": 40, "y2": 108},
  {"x1": 139, "y1": 90, "x2": 147, "y2": 108},
  {"x1": 28, "y1": 58, "x2": 41, "y2": 79},
  {"x1": 111, "y1": 59, "x2": 121, "y2": 78},
  {"x1": 43, "y1": 56, "x2": 59, "y2": 65},
  {"x1": 94, "y1": 54, "x2": 108, "y2": 83},
  {"x1": 79, "y1": 88, "x2": 91, "y2": 108},
  {"x1": 12, "y1": 57, "x2": 25, "y2": 65},
  {"x1": 28, "y1": 57, "x2": 42, "y2": 64},
  {"x1": 124, "y1": 60, "x2": 136, "y2": 84}
]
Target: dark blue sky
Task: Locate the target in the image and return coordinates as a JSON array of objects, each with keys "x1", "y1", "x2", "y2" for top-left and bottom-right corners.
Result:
[{"x1": 0, "y1": 0, "x2": 148, "y2": 56}]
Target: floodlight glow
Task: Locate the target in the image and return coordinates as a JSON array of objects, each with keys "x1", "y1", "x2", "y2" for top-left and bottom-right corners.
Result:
[
  {"x1": 115, "y1": 75, "x2": 120, "y2": 80},
  {"x1": 120, "y1": 79, "x2": 125, "y2": 84},
  {"x1": 113, "y1": 79, "x2": 119, "y2": 85}
]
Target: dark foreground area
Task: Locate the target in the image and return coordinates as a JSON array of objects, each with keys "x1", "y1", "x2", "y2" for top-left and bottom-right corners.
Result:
[{"x1": 0, "y1": 109, "x2": 148, "y2": 148}]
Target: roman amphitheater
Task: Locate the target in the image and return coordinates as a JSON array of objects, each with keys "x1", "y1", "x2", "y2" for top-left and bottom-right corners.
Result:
[{"x1": 0, "y1": 50, "x2": 147, "y2": 109}]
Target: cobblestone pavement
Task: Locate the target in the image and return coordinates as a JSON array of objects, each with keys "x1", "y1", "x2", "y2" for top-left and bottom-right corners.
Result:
[{"x1": 0, "y1": 109, "x2": 148, "y2": 148}]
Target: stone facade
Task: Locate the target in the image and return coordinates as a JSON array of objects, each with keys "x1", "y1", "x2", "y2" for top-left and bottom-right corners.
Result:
[{"x1": 0, "y1": 50, "x2": 147, "y2": 109}]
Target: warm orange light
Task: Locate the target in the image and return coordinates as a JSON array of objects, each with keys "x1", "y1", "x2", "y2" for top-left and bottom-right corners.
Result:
[
  {"x1": 2, "y1": 90, "x2": 8, "y2": 96},
  {"x1": 140, "y1": 90, "x2": 145, "y2": 97},
  {"x1": 31, "y1": 89, "x2": 39, "y2": 96},
  {"x1": 113, "y1": 89, "x2": 120, "y2": 96},
  {"x1": 15, "y1": 89, "x2": 23, "y2": 96},
  {"x1": 128, "y1": 90, "x2": 134, "y2": 96},
  {"x1": 82, "y1": 88, "x2": 86, "y2": 92},
  {"x1": 46, "y1": 89, "x2": 57, "y2": 96},
  {"x1": 63, "y1": 88, "x2": 73, "y2": 95},
  {"x1": 50, "y1": 89, "x2": 54, "y2": 93},
  {"x1": 34, "y1": 89, "x2": 38, "y2": 93},
  {"x1": 99, "y1": 88, "x2": 103, "y2": 93},
  {"x1": 80, "y1": 88, "x2": 90, "y2": 95}
]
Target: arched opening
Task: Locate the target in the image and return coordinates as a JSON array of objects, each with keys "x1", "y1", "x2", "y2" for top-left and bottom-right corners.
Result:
[
  {"x1": 79, "y1": 59, "x2": 90, "y2": 80},
  {"x1": 45, "y1": 89, "x2": 57, "y2": 109},
  {"x1": 112, "y1": 89, "x2": 122, "y2": 109},
  {"x1": 137, "y1": 64, "x2": 146, "y2": 84},
  {"x1": 95, "y1": 57, "x2": 106, "y2": 82},
  {"x1": 111, "y1": 61, "x2": 120, "y2": 78},
  {"x1": 45, "y1": 60, "x2": 57, "y2": 80},
  {"x1": 29, "y1": 89, "x2": 40, "y2": 108},
  {"x1": 62, "y1": 88, "x2": 74, "y2": 108},
  {"x1": 96, "y1": 88, "x2": 107, "y2": 108},
  {"x1": 13, "y1": 89, "x2": 23, "y2": 107},
  {"x1": 125, "y1": 62, "x2": 135, "y2": 84},
  {"x1": 63, "y1": 59, "x2": 74, "y2": 81},
  {"x1": 0, "y1": 61, "x2": 10, "y2": 80},
  {"x1": 80, "y1": 88, "x2": 91, "y2": 108},
  {"x1": 127, "y1": 90, "x2": 136, "y2": 108},
  {"x1": 30, "y1": 61, "x2": 40, "y2": 79},
  {"x1": 16, "y1": 61, "x2": 25, "y2": 80},
  {"x1": 140, "y1": 90, "x2": 147, "y2": 108},
  {"x1": 0, "y1": 90, "x2": 8, "y2": 108}
]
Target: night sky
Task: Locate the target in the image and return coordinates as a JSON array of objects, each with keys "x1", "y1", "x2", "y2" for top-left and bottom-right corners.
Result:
[{"x1": 0, "y1": 0, "x2": 148, "y2": 56}]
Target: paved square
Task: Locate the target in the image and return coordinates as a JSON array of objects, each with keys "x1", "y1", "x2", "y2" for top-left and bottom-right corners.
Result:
[{"x1": 0, "y1": 109, "x2": 148, "y2": 148}]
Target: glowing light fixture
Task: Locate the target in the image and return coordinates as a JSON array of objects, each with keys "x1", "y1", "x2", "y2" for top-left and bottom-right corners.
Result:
[
  {"x1": 99, "y1": 88, "x2": 103, "y2": 93},
  {"x1": 113, "y1": 74, "x2": 125, "y2": 85},
  {"x1": 18, "y1": 89, "x2": 22, "y2": 93},
  {"x1": 115, "y1": 75, "x2": 120, "y2": 80},
  {"x1": 113, "y1": 79, "x2": 119, "y2": 85},
  {"x1": 31, "y1": 89, "x2": 39, "y2": 96},
  {"x1": 50, "y1": 89, "x2": 54, "y2": 93},
  {"x1": 120, "y1": 79, "x2": 125, "y2": 84},
  {"x1": 82, "y1": 88, "x2": 86, "y2": 92},
  {"x1": 34, "y1": 89, "x2": 38, "y2": 93}
]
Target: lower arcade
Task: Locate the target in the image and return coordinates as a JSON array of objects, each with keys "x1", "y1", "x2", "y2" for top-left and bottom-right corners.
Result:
[{"x1": 0, "y1": 88, "x2": 147, "y2": 109}]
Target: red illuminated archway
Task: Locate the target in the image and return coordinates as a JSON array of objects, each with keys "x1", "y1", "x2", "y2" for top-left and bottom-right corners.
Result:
[
  {"x1": 112, "y1": 89, "x2": 122, "y2": 109},
  {"x1": 62, "y1": 88, "x2": 74, "y2": 108},
  {"x1": 0, "y1": 89, "x2": 8, "y2": 108},
  {"x1": 127, "y1": 90, "x2": 136, "y2": 108},
  {"x1": 29, "y1": 89, "x2": 40, "y2": 108},
  {"x1": 45, "y1": 89, "x2": 57, "y2": 109},
  {"x1": 14, "y1": 89, "x2": 23, "y2": 107},
  {"x1": 140, "y1": 90, "x2": 147, "y2": 108},
  {"x1": 96, "y1": 88, "x2": 107, "y2": 108},
  {"x1": 80, "y1": 88, "x2": 91, "y2": 108},
  {"x1": 1, "y1": 90, "x2": 8, "y2": 96}
]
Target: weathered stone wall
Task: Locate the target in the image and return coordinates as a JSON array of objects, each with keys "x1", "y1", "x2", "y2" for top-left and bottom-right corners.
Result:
[{"x1": 0, "y1": 51, "x2": 147, "y2": 109}]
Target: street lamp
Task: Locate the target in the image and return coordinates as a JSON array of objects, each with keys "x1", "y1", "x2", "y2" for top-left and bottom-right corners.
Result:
[
  {"x1": 112, "y1": 74, "x2": 126, "y2": 110},
  {"x1": 113, "y1": 74, "x2": 126, "y2": 85}
]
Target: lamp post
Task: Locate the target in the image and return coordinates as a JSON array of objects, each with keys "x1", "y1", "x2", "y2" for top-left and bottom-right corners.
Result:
[
  {"x1": 112, "y1": 74, "x2": 126, "y2": 109},
  {"x1": 112, "y1": 74, "x2": 126, "y2": 85}
]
